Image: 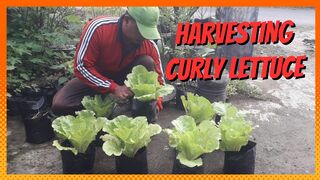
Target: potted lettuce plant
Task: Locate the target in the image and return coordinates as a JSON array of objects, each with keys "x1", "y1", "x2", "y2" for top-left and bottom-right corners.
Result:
[
  {"x1": 164, "y1": 115, "x2": 221, "y2": 174},
  {"x1": 218, "y1": 105, "x2": 256, "y2": 174},
  {"x1": 52, "y1": 110, "x2": 106, "y2": 174},
  {"x1": 101, "y1": 115, "x2": 162, "y2": 174},
  {"x1": 81, "y1": 94, "x2": 116, "y2": 146},
  {"x1": 212, "y1": 101, "x2": 232, "y2": 124},
  {"x1": 124, "y1": 65, "x2": 174, "y2": 123},
  {"x1": 181, "y1": 93, "x2": 216, "y2": 124},
  {"x1": 81, "y1": 94, "x2": 115, "y2": 118}
]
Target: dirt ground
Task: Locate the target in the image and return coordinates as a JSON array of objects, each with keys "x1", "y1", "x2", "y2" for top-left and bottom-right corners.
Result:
[{"x1": 7, "y1": 8, "x2": 315, "y2": 174}]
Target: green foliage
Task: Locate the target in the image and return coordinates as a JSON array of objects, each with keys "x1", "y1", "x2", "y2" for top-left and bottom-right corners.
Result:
[
  {"x1": 81, "y1": 94, "x2": 115, "y2": 118},
  {"x1": 124, "y1": 65, "x2": 174, "y2": 101},
  {"x1": 227, "y1": 80, "x2": 263, "y2": 99},
  {"x1": 101, "y1": 115, "x2": 162, "y2": 158},
  {"x1": 7, "y1": 7, "x2": 84, "y2": 95},
  {"x1": 181, "y1": 93, "x2": 215, "y2": 124},
  {"x1": 164, "y1": 115, "x2": 221, "y2": 167},
  {"x1": 219, "y1": 105, "x2": 253, "y2": 152},
  {"x1": 52, "y1": 110, "x2": 106, "y2": 155}
]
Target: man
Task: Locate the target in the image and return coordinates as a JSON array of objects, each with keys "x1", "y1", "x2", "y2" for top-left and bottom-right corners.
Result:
[{"x1": 52, "y1": 7, "x2": 165, "y2": 116}]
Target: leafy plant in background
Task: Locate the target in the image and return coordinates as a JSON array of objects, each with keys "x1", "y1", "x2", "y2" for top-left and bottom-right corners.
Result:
[
  {"x1": 124, "y1": 65, "x2": 174, "y2": 102},
  {"x1": 81, "y1": 94, "x2": 116, "y2": 118},
  {"x1": 181, "y1": 93, "x2": 215, "y2": 124},
  {"x1": 7, "y1": 7, "x2": 84, "y2": 96},
  {"x1": 219, "y1": 105, "x2": 253, "y2": 152},
  {"x1": 52, "y1": 110, "x2": 106, "y2": 155},
  {"x1": 227, "y1": 80, "x2": 263, "y2": 99},
  {"x1": 164, "y1": 115, "x2": 221, "y2": 167},
  {"x1": 101, "y1": 115, "x2": 162, "y2": 158}
]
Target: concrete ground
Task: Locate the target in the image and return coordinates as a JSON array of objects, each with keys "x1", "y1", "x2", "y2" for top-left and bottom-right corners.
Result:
[{"x1": 7, "y1": 8, "x2": 315, "y2": 174}]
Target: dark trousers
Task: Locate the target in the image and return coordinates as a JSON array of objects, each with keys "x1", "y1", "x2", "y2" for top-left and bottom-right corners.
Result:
[{"x1": 52, "y1": 55, "x2": 156, "y2": 116}]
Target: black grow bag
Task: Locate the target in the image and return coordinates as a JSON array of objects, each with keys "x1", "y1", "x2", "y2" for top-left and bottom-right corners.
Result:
[
  {"x1": 172, "y1": 151, "x2": 204, "y2": 174},
  {"x1": 223, "y1": 141, "x2": 256, "y2": 174},
  {"x1": 94, "y1": 130, "x2": 106, "y2": 147},
  {"x1": 131, "y1": 99, "x2": 157, "y2": 123},
  {"x1": 175, "y1": 87, "x2": 186, "y2": 110},
  {"x1": 23, "y1": 111, "x2": 55, "y2": 144},
  {"x1": 60, "y1": 141, "x2": 96, "y2": 174},
  {"x1": 115, "y1": 147, "x2": 148, "y2": 174}
]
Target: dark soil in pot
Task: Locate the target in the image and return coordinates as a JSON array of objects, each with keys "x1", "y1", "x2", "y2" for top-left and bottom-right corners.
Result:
[
  {"x1": 60, "y1": 140, "x2": 96, "y2": 174},
  {"x1": 115, "y1": 147, "x2": 148, "y2": 174}
]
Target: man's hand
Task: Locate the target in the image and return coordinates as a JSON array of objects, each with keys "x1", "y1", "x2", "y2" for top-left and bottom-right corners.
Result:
[{"x1": 113, "y1": 85, "x2": 133, "y2": 100}]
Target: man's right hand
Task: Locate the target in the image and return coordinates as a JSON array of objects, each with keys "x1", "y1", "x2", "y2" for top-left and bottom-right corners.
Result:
[{"x1": 113, "y1": 85, "x2": 133, "y2": 100}]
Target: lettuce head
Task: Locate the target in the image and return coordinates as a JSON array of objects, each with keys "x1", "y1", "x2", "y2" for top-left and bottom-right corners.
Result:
[
  {"x1": 52, "y1": 110, "x2": 106, "y2": 155},
  {"x1": 124, "y1": 65, "x2": 174, "y2": 102},
  {"x1": 164, "y1": 115, "x2": 221, "y2": 167},
  {"x1": 101, "y1": 115, "x2": 162, "y2": 158},
  {"x1": 219, "y1": 105, "x2": 253, "y2": 152},
  {"x1": 81, "y1": 94, "x2": 115, "y2": 118},
  {"x1": 181, "y1": 93, "x2": 215, "y2": 124}
]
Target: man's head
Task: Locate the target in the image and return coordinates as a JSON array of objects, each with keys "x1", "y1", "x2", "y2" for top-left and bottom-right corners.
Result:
[{"x1": 122, "y1": 7, "x2": 160, "y2": 46}]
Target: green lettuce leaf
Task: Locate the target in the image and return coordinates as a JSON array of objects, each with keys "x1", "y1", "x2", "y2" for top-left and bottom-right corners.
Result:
[
  {"x1": 101, "y1": 115, "x2": 162, "y2": 158},
  {"x1": 81, "y1": 94, "x2": 115, "y2": 118},
  {"x1": 219, "y1": 105, "x2": 253, "y2": 151},
  {"x1": 164, "y1": 115, "x2": 221, "y2": 167},
  {"x1": 181, "y1": 93, "x2": 215, "y2": 124},
  {"x1": 212, "y1": 102, "x2": 232, "y2": 116},
  {"x1": 124, "y1": 65, "x2": 174, "y2": 101},
  {"x1": 52, "y1": 110, "x2": 108, "y2": 154}
]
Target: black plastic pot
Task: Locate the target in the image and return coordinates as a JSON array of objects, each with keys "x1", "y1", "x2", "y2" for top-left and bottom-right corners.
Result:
[
  {"x1": 215, "y1": 115, "x2": 221, "y2": 124},
  {"x1": 61, "y1": 141, "x2": 96, "y2": 174},
  {"x1": 196, "y1": 74, "x2": 228, "y2": 103},
  {"x1": 23, "y1": 111, "x2": 55, "y2": 144},
  {"x1": 115, "y1": 147, "x2": 148, "y2": 174},
  {"x1": 7, "y1": 96, "x2": 23, "y2": 116},
  {"x1": 175, "y1": 87, "x2": 186, "y2": 110},
  {"x1": 172, "y1": 153, "x2": 204, "y2": 174},
  {"x1": 41, "y1": 87, "x2": 57, "y2": 107},
  {"x1": 95, "y1": 130, "x2": 106, "y2": 147},
  {"x1": 20, "y1": 96, "x2": 47, "y2": 119},
  {"x1": 223, "y1": 141, "x2": 256, "y2": 174},
  {"x1": 131, "y1": 99, "x2": 157, "y2": 123}
]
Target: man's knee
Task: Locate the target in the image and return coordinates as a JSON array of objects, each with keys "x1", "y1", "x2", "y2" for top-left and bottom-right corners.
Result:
[
  {"x1": 134, "y1": 55, "x2": 156, "y2": 71},
  {"x1": 51, "y1": 91, "x2": 82, "y2": 116}
]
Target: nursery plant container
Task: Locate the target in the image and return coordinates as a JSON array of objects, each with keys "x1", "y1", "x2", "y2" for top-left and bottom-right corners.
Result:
[
  {"x1": 60, "y1": 140, "x2": 96, "y2": 174},
  {"x1": 196, "y1": 73, "x2": 228, "y2": 103},
  {"x1": 7, "y1": 96, "x2": 23, "y2": 116},
  {"x1": 23, "y1": 111, "x2": 55, "y2": 144},
  {"x1": 131, "y1": 99, "x2": 157, "y2": 123},
  {"x1": 172, "y1": 151, "x2": 204, "y2": 174},
  {"x1": 21, "y1": 96, "x2": 47, "y2": 118},
  {"x1": 215, "y1": 115, "x2": 221, "y2": 124},
  {"x1": 223, "y1": 141, "x2": 256, "y2": 174},
  {"x1": 175, "y1": 84, "x2": 196, "y2": 110},
  {"x1": 95, "y1": 130, "x2": 106, "y2": 147},
  {"x1": 115, "y1": 147, "x2": 148, "y2": 174}
]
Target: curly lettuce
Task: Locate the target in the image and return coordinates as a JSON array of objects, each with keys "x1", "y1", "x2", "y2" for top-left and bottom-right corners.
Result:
[
  {"x1": 181, "y1": 93, "x2": 215, "y2": 124},
  {"x1": 164, "y1": 115, "x2": 221, "y2": 167},
  {"x1": 101, "y1": 115, "x2": 162, "y2": 158},
  {"x1": 124, "y1": 65, "x2": 174, "y2": 101},
  {"x1": 81, "y1": 94, "x2": 115, "y2": 118},
  {"x1": 52, "y1": 110, "x2": 106, "y2": 155},
  {"x1": 219, "y1": 105, "x2": 253, "y2": 152}
]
